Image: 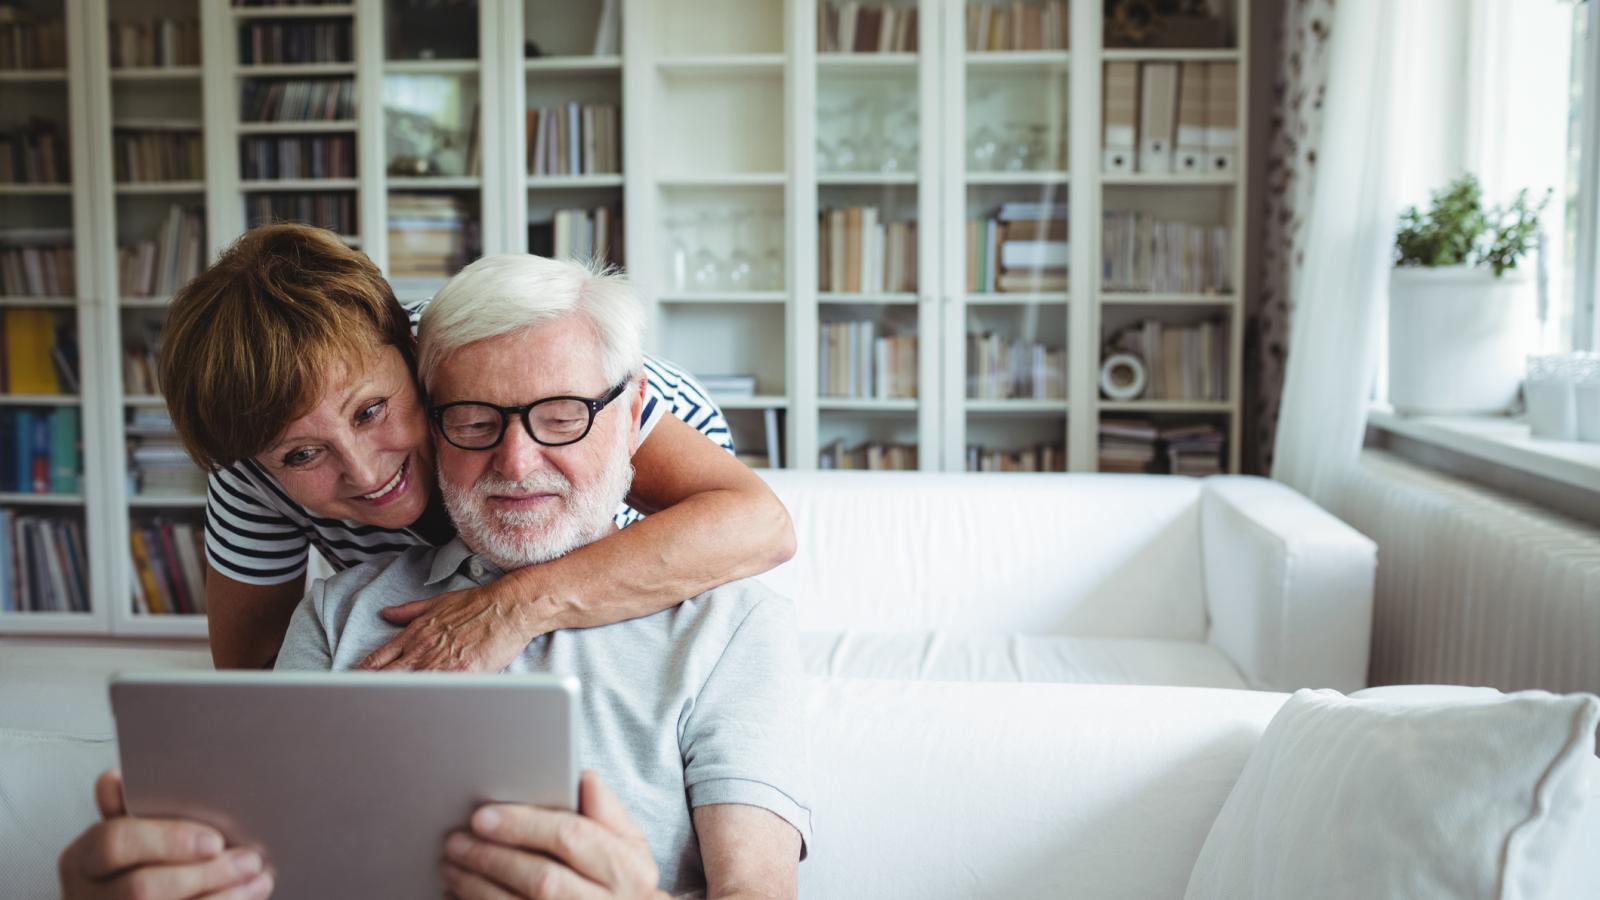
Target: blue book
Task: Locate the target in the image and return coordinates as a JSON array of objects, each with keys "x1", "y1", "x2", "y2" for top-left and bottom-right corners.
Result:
[
  {"x1": 0, "y1": 412, "x2": 14, "y2": 493},
  {"x1": 30, "y1": 412, "x2": 49, "y2": 493},
  {"x1": 14, "y1": 411, "x2": 32, "y2": 493},
  {"x1": 49, "y1": 408, "x2": 78, "y2": 494}
]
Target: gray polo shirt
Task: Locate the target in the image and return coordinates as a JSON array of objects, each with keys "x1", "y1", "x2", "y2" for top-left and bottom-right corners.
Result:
[{"x1": 275, "y1": 538, "x2": 812, "y2": 895}]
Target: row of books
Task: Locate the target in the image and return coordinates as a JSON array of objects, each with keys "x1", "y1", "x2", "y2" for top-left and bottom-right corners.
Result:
[
  {"x1": 729, "y1": 406, "x2": 782, "y2": 470},
  {"x1": 528, "y1": 207, "x2": 621, "y2": 267},
  {"x1": 0, "y1": 15, "x2": 65, "y2": 70},
  {"x1": 238, "y1": 21, "x2": 352, "y2": 65},
  {"x1": 1103, "y1": 318, "x2": 1227, "y2": 402},
  {"x1": 0, "y1": 118, "x2": 68, "y2": 184},
  {"x1": 127, "y1": 407, "x2": 207, "y2": 498},
  {"x1": 1, "y1": 308, "x2": 78, "y2": 393},
  {"x1": 123, "y1": 319, "x2": 163, "y2": 396},
  {"x1": 109, "y1": 18, "x2": 201, "y2": 68},
  {"x1": 130, "y1": 518, "x2": 208, "y2": 615},
  {"x1": 1098, "y1": 419, "x2": 1224, "y2": 476},
  {"x1": 246, "y1": 192, "x2": 356, "y2": 234},
  {"x1": 241, "y1": 134, "x2": 355, "y2": 180},
  {"x1": 819, "y1": 322, "x2": 917, "y2": 400},
  {"x1": 965, "y1": 443, "x2": 1066, "y2": 473},
  {"x1": 0, "y1": 407, "x2": 79, "y2": 494},
  {"x1": 118, "y1": 206, "x2": 204, "y2": 300},
  {"x1": 1104, "y1": 62, "x2": 1238, "y2": 175},
  {"x1": 0, "y1": 512, "x2": 88, "y2": 613},
  {"x1": 966, "y1": 1, "x2": 1070, "y2": 52},
  {"x1": 0, "y1": 232, "x2": 75, "y2": 297},
  {"x1": 967, "y1": 333, "x2": 1067, "y2": 400},
  {"x1": 819, "y1": 439, "x2": 917, "y2": 471},
  {"x1": 1102, "y1": 212, "x2": 1231, "y2": 294},
  {"x1": 818, "y1": 2, "x2": 920, "y2": 53},
  {"x1": 241, "y1": 79, "x2": 355, "y2": 122},
  {"x1": 967, "y1": 202, "x2": 1068, "y2": 294},
  {"x1": 388, "y1": 193, "x2": 474, "y2": 278},
  {"x1": 113, "y1": 128, "x2": 204, "y2": 183},
  {"x1": 819, "y1": 209, "x2": 918, "y2": 295},
  {"x1": 527, "y1": 103, "x2": 620, "y2": 177}
]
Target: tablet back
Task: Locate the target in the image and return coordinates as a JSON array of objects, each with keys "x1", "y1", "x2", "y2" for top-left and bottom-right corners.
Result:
[{"x1": 111, "y1": 671, "x2": 579, "y2": 900}]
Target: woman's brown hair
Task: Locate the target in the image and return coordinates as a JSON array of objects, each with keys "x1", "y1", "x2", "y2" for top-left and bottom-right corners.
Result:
[{"x1": 159, "y1": 223, "x2": 416, "y2": 471}]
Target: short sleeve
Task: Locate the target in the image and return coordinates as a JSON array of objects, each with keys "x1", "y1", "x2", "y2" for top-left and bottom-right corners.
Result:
[
  {"x1": 205, "y1": 466, "x2": 311, "y2": 585},
  {"x1": 639, "y1": 356, "x2": 734, "y2": 455},
  {"x1": 680, "y1": 592, "x2": 813, "y2": 856}
]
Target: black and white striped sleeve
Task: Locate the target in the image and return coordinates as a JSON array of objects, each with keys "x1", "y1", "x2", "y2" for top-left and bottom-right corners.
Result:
[
  {"x1": 205, "y1": 464, "x2": 311, "y2": 585},
  {"x1": 640, "y1": 354, "x2": 735, "y2": 455}
]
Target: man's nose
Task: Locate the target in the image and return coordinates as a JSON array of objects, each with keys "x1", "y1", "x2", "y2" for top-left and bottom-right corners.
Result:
[{"x1": 492, "y1": 418, "x2": 551, "y2": 482}]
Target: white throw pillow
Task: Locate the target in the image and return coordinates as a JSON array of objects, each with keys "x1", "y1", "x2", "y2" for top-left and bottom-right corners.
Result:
[{"x1": 1184, "y1": 688, "x2": 1599, "y2": 900}]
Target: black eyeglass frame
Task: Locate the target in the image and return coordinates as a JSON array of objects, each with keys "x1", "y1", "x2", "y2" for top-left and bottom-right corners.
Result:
[{"x1": 428, "y1": 379, "x2": 631, "y2": 451}]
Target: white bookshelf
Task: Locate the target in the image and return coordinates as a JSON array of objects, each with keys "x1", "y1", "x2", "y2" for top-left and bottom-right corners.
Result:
[{"x1": 1, "y1": 0, "x2": 1252, "y2": 636}]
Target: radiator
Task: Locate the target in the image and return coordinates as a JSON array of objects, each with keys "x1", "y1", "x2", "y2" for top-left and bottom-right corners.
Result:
[{"x1": 1339, "y1": 450, "x2": 1600, "y2": 694}]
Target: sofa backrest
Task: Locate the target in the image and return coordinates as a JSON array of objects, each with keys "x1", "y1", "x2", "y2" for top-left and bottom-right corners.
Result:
[{"x1": 758, "y1": 471, "x2": 1210, "y2": 640}]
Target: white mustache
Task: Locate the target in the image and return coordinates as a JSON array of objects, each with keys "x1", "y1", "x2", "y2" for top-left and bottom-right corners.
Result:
[{"x1": 472, "y1": 472, "x2": 571, "y2": 496}]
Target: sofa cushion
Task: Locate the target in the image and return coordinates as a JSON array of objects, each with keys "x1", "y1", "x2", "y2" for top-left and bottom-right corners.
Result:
[
  {"x1": 1184, "y1": 688, "x2": 1600, "y2": 900},
  {"x1": 759, "y1": 471, "x2": 1210, "y2": 640},
  {"x1": 801, "y1": 631, "x2": 1247, "y2": 688},
  {"x1": 0, "y1": 642, "x2": 213, "y2": 736},
  {"x1": 0, "y1": 729, "x2": 117, "y2": 900}
]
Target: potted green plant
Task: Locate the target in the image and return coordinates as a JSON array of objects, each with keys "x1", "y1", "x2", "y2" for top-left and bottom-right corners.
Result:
[{"x1": 1389, "y1": 174, "x2": 1550, "y2": 415}]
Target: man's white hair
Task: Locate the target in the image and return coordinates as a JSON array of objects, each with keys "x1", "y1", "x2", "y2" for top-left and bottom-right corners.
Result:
[{"x1": 417, "y1": 254, "x2": 645, "y2": 392}]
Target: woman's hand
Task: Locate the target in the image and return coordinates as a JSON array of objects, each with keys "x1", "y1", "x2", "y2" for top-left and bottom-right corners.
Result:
[{"x1": 359, "y1": 583, "x2": 534, "y2": 672}]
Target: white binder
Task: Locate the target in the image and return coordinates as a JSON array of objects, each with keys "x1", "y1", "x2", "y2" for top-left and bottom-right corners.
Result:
[
  {"x1": 1206, "y1": 62, "x2": 1239, "y2": 175},
  {"x1": 1102, "y1": 61, "x2": 1139, "y2": 173},
  {"x1": 1137, "y1": 62, "x2": 1179, "y2": 174},
  {"x1": 1174, "y1": 62, "x2": 1209, "y2": 174}
]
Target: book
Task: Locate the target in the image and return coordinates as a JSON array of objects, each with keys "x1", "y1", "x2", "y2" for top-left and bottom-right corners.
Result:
[{"x1": 1138, "y1": 62, "x2": 1179, "y2": 174}]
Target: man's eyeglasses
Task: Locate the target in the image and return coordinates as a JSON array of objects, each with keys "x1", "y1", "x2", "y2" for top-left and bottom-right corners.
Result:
[{"x1": 429, "y1": 379, "x2": 630, "y2": 451}]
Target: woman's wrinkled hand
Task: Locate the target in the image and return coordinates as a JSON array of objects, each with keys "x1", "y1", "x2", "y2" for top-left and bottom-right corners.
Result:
[{"x1": 358, "y1": 585, "x2": 534, "y2": 672}]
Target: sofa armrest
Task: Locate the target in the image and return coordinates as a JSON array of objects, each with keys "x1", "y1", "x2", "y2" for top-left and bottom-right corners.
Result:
[{"x1": 1200, "y1": 476, "x2": 1377, "y2": 693}]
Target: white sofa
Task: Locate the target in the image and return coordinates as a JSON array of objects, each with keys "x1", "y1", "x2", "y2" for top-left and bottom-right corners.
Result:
[{"x1": 760, "y1": 471, "x2": 1378, "y2": 693}]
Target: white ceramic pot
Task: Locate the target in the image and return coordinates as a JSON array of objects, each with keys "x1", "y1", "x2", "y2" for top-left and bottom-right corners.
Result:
[{"x1": 1387, "y1": 265, "x2": 1533, "y2": 415}]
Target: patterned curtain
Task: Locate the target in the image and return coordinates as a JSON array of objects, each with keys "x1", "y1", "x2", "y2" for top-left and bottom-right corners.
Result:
[{"x1": 1246, "y1": 0, "x2": 1337, "y2": 474}]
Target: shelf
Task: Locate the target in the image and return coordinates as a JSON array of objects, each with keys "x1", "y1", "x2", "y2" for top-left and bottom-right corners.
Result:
[
  {"x1": 1102, "y1": 173, "x2": 1237, "y2": 186},
  {"x1": 129, "y1": 495, "x2": 207, "y2": 508},
  {"x1": 0, "y1": 611, "x2": 102, "y2": 635},
  {"x1": 658, "y1": 292, "x2": 786, "y2": 304},
  {"x1": 1099, "y1": 401, "x2": 1234, "y2": 414},
  {"x1": 966, "y1": 399, "x2": 1070, "y2": 414},
  {"x1": 817, "y1": 53, "x2": 918, "y2": 71},
  {"x1": 236, "y1": 120, "x2": 357, "y2": 134},
  {"x1": 0, "y1": 296, "x2": 75, "y2": 308},
  {"x1": 113, "y1": 118, "x2": 203, "y2": 131},
  {"x1": 0, "y1": 184, "x2": 71, "y2": 196},
  {"x1": 966, "y1": 293, "x2": 1068, "y2": 305},
  {"x1": 965, "y1": 51, "x2": 1071, "y2": 68},
  {"x1": 232, "y1": 4, "x2": 355, "y2": 19},
  {"x1": 384, "y1": 59, "x2": 479, "y2": 75},
  {"x1": 527, "y1": 174, "x2": 624, "y2": 189},
  {"x1": 714, "y1": 395, "x2": 789, "y2": 410},
  {"x1": 526, "y1": 56, "x2": 622, "y2": 73},
  {"x1": 236, "y1": 63, "x2": 357, "y2": 77},
  {"x1": 1101, "y1": 48, "x2": 1240, "y2": 63},
  {"x1": 818, "y1": 172, "x2": 918, "y2": 186},
  {"x1": 0, "y1": 395, "x2": 80, "y2": 406},
  {"x1": 657, "y1": 174, "x2": 786, "y2": 188},
  {"x1": 0, "y1": 69, "x2": 66, "y2": 82},
  {"x1": 966, "y1": 171, "x2": 1070, "y2": 185},
  {"x1": 388, "y1": 176, "x2": 481, "y2": 190},
  {"x1": 818, "y1": 398, "x2": 919, "y2": 412},
  {"x1": 120, "y1": 297, "x2": 173, "y2": 309},
  {"x1": 656, "y1": 55, "x2": 784, "y2": 75},
  {"x1": 0, "y1": 492, "x2": 84, "y2": 505},
  {"x1": 819, "y1": 293, "x2": 919, "y2": 305},
  {"x1": 1100, "y1": 293, "x2": 1237, "y2": 305},
  {"x1": 123, "y1": 394, "x2": 166, "y2": 406},
  {"x1": 111, "y1": 66, "x2": 201, "y2": 81},
  {"x1": 116, "y1": 181, "x2": 205, "y2": 195},
  {"x1": 241, "y1": 178, "x2": 359, "y2": 191},
  {"x1": 115, "y1": 615, "x2": 211, "y2": 638}
]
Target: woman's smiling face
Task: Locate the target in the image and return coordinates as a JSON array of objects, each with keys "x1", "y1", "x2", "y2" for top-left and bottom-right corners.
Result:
[{"x1": 255, "y1": 345, "x2": 436, "y2": 530}]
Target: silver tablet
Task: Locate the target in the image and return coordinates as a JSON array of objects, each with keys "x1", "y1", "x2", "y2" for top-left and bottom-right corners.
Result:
[{"x1": 110, "y1": 670, "x2": 580, "y2": 900}]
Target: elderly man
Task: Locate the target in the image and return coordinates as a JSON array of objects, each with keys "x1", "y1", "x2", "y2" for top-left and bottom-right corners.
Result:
[{"x1": 59, "y1": 255, "x2": 811, "y2": 900}]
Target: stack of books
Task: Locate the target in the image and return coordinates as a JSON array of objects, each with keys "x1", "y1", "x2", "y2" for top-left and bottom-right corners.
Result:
[
  {"x1": 245, "y1": 193, "x2": 355, "y2": 234},
  {"x1": 818, "y1": 321, "x2": 917, "y2": 399},
  {"x1": 109, "y1": 16, "x2": 200, "y2": 67},
  {"x1": 965, "y1": 443, "x2": 1066, "y2": 472},
  {"x1": 1163, "y1": 423, "x2": 1225, "y2": 476},
  {"x1": 0, "y1": 8, "x2": 66, "y2": 70},
  {"x1": 241, "y1": 134, "x2": 355, "y2": 180},
  {"x1": 967, "y1": 202, "x2": 1068, "y2": 294},
  {"x1": 697, "y1": 374, "x2": 757, "y2": 398},
  {"x1": 1, "y1": 308, "x2": 78, "y2": 393},
  {"x1": 113, "y1": 126, "x2": 204, "y2": 182},
  {"x1": 0, "y1": 118, "x2": 68, "y2": 184},
  {"x1": 1103, "y1": 317, "x2": 1226, "y2": 401},
  {"x1": 526, "y1": 103, "x2": 620, "y2": 176},
  {"x1": 0, "y1": 229, "x2": 74, "y2": 296},
  {"x1": 528, "y1": 207, "x2": 621, "y2": 267},
  {"x1": 1102, "y1": 212, "x2": 1231, "y2": 294},
  {"x1": 0, "y1": 407, "x2": 79, "y2": 493},
  {"x1": 117, "y1": 206, "x2": 204, "y2": 299},
  {"x1": 238, "y1": 20, "x2": 352, "y2": 65},
  {"x1": 1102, "y1": 62, "x2": 1237, "y2": 175},
  {"x1": 241, "y1": 80, "x2": 356, "y2": 122},
  {"x1": 818, "y1": 208, "x2": 917, "y2": 294},
  {"x1": 129, "y1": 517, "x2": 207, "y2": 615},
  {"x1": 1098, "y1": 418, "x2": 1158, "y2": 473},
  {"x1": 0, "y1": 511, "x2": 88, "y2": 613},
  {"x1": 967, "y1": 332, "x2": 1067, "y2": 400},
  {"x1": 388, "y1": 194, "x2": 471, "y2": 278},
  {"x1": 817, "y1": 2, "x2": 919, "y2": 53},
  {"x1": 966, "y1": 1, "x2": 1069, "y2": 51},
  {"x1": 819, "y1": 439, "x2": 917, "y2": 471},
  {"x1": 126, "y1": 407, "x2": 204, "y2": 497}
]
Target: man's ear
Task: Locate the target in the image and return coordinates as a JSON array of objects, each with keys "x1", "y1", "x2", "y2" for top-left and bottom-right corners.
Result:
[{"x1": 626, "y1": 372, "x2": 647, "y2": 454}]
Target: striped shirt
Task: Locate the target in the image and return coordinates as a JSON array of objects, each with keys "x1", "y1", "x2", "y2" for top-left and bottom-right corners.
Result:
[{"x1": 206, "y1": 308, "x2": 733, "y2": 585}]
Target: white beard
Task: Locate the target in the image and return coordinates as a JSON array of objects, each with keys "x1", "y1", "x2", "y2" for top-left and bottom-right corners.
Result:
[{"x1": 440, "y1": 442, "x2": 634, "y2": 570}]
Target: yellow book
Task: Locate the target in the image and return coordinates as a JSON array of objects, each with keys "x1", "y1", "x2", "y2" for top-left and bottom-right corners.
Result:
[
  {"x1": 5, "y1": 309, "x2": 60, "y2": 394},
  {"x1": 129, "y1": 529, "x2": 168, "y2": 615}
]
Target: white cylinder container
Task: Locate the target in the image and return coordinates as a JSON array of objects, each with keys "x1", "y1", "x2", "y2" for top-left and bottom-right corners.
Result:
[{"x1": 1388, "y1": 266, "x2": 1533, "y2": 415}]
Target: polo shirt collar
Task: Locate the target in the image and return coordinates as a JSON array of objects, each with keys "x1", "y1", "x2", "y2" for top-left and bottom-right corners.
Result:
[{"x1": 425, "y1": 537, "x2": 479, "y2": 586}]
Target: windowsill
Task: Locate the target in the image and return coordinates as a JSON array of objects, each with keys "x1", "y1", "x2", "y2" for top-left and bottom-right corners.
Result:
[{"x1": 1366, "y1": 405, "x2": 1600, "y2": 494}]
